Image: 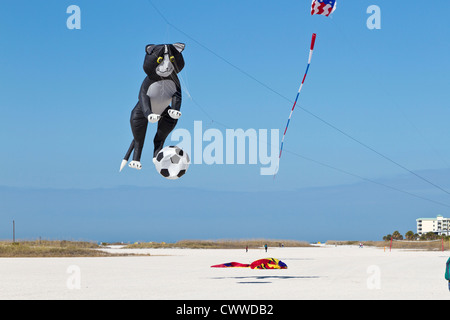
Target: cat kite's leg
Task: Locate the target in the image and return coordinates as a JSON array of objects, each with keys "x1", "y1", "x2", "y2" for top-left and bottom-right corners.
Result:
[
  {"x1": 153, "y1": 108, "x2": 178, "y2": 159},
  {"x1": 129, "y1": 103, "x2": 149, "y2": 170},
  {"x1": 120, "y1": 140, "x2": 135, "y2": 172}
]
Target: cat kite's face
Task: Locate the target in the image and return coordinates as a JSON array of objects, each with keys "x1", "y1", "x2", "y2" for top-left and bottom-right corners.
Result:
[{"x1": 143, "y1": 43, "x2": 185, "y2": 78}]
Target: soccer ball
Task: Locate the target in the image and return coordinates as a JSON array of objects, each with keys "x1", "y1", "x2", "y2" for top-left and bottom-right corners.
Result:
[{"x1": 154, "y1": 146, "x2": 190, "y2": 180}]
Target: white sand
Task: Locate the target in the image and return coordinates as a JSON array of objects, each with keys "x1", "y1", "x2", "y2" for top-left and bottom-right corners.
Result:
[{"x1": 0, "y1": 245, "x2": 448, "y2": 300}]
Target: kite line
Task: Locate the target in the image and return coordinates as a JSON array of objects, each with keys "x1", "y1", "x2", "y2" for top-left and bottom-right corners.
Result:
[{"x1": 279, "y1": 33, "x2": 317, "y2": 161}]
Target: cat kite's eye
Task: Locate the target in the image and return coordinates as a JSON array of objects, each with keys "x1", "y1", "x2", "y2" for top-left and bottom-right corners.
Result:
[
  {"x1": 170, "y1": 56, "x2": 175, "y2": 63},
  {"x1": 157, "y1": 57, "x2": 164, "y2": 64}
]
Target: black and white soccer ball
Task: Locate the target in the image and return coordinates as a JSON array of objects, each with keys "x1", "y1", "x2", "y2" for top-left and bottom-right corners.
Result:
[{"x1": 154, "y1": 146, "x2": 190, "y2": 180}]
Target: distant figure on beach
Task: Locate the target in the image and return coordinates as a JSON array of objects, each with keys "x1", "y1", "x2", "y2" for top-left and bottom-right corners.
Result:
[
  {"x1": 359, "y1": 242, "x2": 363, "y2": 249},
  {"x1": 264, "y1": 244, "x2": 268, "y2": 253},
  {"x1": 246, "y1": 246, "x2": 248, "y2": 253}
]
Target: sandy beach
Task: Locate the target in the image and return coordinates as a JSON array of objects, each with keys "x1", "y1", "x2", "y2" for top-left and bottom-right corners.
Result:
[{"x1": 0, "y1": 245, "x2": 448, "y2": 300}]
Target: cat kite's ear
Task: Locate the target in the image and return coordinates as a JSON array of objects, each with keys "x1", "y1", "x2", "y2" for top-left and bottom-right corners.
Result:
[
  {"x1": 146, "y1": 44, "x2": 156, "y2": 55},
  {"x1": 173, "y1": 43, "x2": 185, "y2": 53}
]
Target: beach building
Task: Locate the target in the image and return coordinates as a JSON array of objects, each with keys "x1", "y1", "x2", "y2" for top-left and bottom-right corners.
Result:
[{"x1": 416, "y1": 215, "x2": 450, "y2": 236}]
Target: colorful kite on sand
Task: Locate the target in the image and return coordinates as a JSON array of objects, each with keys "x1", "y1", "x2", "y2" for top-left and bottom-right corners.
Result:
[{"x1": 211, "y1": 258, "x2": 287, "y2": 269}]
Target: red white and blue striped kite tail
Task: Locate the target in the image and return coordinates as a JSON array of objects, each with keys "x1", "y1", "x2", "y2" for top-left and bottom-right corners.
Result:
[{"x1": 278, "y1": 33, "x2": 317, "y2": 168}]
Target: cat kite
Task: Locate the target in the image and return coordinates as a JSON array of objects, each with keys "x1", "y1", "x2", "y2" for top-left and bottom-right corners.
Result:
[
  {"x1": 120, "y1": 43, "x2": 186, "y2": 172},
  {"x1": 311, "y1": 0, "x2": 337, "y2": 17},
  {"x1": 211, "y1": 258, "x2": 287, "y2": 270}
]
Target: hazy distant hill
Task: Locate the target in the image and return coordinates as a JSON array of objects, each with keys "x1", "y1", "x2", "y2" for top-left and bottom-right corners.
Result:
[{"x1": 1, "y1": 168, "x2": 449, "y2": 242}]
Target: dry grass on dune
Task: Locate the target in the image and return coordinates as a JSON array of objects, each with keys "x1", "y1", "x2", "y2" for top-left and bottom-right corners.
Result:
[
  {"x1": 0, "y1": 239, "x2": 310, "y2": 257},
  {"x1": 126, "y1": 239, "x2": 311, "y2": 249},
  {"x1": 0, "y1": 240, "x2": 118, "y2": 257}
]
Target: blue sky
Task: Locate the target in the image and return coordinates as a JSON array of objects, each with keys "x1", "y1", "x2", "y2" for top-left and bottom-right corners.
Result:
[{"x1": 0, "y1": 1, "x2": 449, "y2": 242}]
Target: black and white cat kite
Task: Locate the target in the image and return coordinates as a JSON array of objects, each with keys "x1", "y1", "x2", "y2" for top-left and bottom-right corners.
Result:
[{"x1": 120, "y1": 43, "x2": 186, "y2": 172}]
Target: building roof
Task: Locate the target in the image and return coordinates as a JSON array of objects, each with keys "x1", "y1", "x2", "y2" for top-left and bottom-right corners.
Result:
[{"x1": 416, "y1": 216, "x2": 448, "y2": 221}]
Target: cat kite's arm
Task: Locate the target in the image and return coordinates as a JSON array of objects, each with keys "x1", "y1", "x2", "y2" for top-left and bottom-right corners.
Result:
[
  {"x1": 138, "y1": 77, "x2": 154, "y2": 119},
  {"x1": 171, "y1": 86, "x2": 182, "y2": 111},
  {"x1": 168, "y1": 85, "x2": 182, "y2": 120}
]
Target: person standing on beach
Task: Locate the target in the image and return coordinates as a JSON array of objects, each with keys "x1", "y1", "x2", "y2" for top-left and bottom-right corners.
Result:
[
  {"x1": 264, "y1": 244, "x2": 268, "y2": 253},
  {"x1": 246, "y1": 246, "x2": 248, "y2": 253}
]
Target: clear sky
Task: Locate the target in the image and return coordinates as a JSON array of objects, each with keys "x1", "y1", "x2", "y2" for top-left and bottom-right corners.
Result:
[{"x1": 0, "y1": 0, "x2": 449, "y2": 242}]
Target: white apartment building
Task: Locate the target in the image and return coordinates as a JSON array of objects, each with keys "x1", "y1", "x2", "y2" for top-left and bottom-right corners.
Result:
[{"x1": 416, "y1": 215, "x2": 450, "y2": 236}]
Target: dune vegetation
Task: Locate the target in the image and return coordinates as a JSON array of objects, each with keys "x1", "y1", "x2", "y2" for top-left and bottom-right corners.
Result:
[
  {"x1": 125, "y1": 239, "x2": 311, "y2": 249},
  {"x1": 0, "y1": 240, "x2": 117, "y2": 257}
]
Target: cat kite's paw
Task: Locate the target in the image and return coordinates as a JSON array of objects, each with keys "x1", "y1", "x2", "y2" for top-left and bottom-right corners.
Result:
[
  {"x1": 148, "y1": 114, "x2": 161, "y2": 123},
  {"x1": 129, "y1": 161, "x2": 142, "y2": 170},
  {"x1": 168, "y1": 109, "x2": 182, "y2": 120}
]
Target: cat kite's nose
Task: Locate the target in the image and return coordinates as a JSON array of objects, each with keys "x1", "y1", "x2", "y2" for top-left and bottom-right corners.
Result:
[{"x1": 160, "y1": 56, "x2": 171, "y2": 71}]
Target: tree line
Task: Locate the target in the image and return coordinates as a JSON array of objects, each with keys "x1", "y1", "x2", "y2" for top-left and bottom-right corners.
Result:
[{"x1": 383, "y1": 230, "x2": 450, "y2": 241}]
